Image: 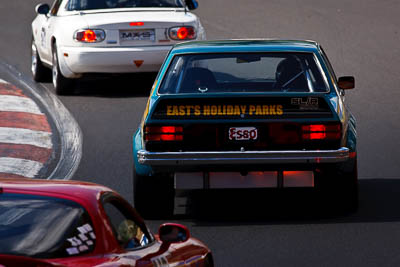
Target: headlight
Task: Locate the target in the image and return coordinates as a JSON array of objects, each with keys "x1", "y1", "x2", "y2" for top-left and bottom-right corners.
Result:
[
  {"x1": 168, "y1": 26, "x2": 196, "y2": 40},
  {"x1": 74, "y1": 29, "x2": 105, "y2": 43}
]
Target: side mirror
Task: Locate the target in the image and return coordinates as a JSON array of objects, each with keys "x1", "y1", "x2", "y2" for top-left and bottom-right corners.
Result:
[
  {"x1": 159, "y1": 223, "x2": 190, "y2": 244},
  {"x1": 185, "y1": 0, "x2": 198, "y2": 10},
  {"x1": 338, "y1": 76, "x2": 355, "y2": 90},
  {"x1": 35, "y1": 3, "x2": 50, "y2": 15}
]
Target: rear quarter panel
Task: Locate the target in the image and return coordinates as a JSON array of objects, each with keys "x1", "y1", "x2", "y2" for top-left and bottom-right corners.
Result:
[
  {"x1": 52, "y1": 15, "x2": 88, "y2": 48},
  {"x1": 315, "y1": 49, "x2": 357, "y2": 152}
]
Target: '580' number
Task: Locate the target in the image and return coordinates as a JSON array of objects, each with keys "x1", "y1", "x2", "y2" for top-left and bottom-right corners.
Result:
[{"x1": 229, "y1": 127, "x2": 258, "y2": 141}]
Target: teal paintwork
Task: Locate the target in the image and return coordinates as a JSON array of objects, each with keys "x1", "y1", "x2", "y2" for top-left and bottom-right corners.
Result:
[
  {"x1": 133, "y1": 40, "x2": 357, "y2": 176},
  {"x1": 133, "y1": 129, "x2": 152, "y2": 176}
]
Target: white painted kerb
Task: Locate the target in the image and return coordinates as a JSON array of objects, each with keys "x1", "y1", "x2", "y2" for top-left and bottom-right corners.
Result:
[
  {"x1": 0, "y1": 127, "x2": 52, "y2": 149},
  {"x1": 0, "y1": 157, "x2": 43, "y2": 177},
  {"x1": 0, "y1": 95, "x2": 43, "y2": 115}
]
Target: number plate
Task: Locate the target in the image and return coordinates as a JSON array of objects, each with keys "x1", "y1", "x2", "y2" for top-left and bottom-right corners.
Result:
[
  {"x1": 228, "y1": 127, "x2": 258, "y2": 141},
  {"x1": 120, "y1": 29, "x2": 155, "y2": 41}
]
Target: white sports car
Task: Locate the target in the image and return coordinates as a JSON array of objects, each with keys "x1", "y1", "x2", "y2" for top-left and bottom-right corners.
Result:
[{"x1": 31, "y1": 0, "x2": 206, "y2": 94}]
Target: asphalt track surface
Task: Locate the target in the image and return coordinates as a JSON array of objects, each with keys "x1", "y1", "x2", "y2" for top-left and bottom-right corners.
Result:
[{"x1": 1, "y1": 0, "x2": 400, "y2": 266}]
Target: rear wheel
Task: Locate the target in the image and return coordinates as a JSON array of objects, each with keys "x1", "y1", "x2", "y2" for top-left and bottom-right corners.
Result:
[
  {"x1": 52, "y1": 44, "x2": 73, "y2": 95},
  {"x1": 339, "y1": 159, "x2": 358, "y2": 212},
  {"x1": 133, "y1": 170, "x2": 174, "y2": 219},
  {"x1": 204, "y1": 253, "x2": 215, "y2": 267},
  {"x1": 31, "y1": 38, "x2": 50, "y2": 82},
  {"x1": 317, "y1": 159, "x2": 358, "y2": 213}
]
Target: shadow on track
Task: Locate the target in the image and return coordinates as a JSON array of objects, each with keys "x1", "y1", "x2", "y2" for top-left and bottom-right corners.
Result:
[
  {"x1": 179, "y1": 179, "x2": 400, "y2": 226},
  {"x1": 59, "y1": 73, "x2": 157, "y2": 98}
]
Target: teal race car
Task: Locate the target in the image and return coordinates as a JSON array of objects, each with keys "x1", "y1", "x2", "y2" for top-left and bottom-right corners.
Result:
[{"x1": 133, "y1": 40, "x2": 357, "y2": 217}]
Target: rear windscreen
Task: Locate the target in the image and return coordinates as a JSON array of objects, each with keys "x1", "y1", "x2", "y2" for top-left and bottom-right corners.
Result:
[
  {"x1": 158, "y1": 52, "x2": 328, "y2": 94},
  {"x1": 67, "y1": 0, "x2": 184, "y2": 10},
  {"x1": 0, "y1": 193, "x2": 95, "y2": 258}
]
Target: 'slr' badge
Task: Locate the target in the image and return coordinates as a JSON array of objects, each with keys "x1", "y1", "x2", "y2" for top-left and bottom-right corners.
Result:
[{"x1": 291, "y1": 97, "x2": 319, "y2": 110}]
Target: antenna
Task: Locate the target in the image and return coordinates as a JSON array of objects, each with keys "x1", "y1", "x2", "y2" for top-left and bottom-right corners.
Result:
[{"x1": 183, "y1": 0, "x2": 187, "y2": 14}]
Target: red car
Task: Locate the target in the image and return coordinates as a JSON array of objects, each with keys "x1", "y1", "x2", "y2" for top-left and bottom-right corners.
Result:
[{"x1": 0, "y1": 178, "x2": 213, "y2": 267}]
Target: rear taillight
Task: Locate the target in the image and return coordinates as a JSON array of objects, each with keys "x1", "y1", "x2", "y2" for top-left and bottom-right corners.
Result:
[
  {"x1": 74, "y1": 29, "x2": 105, "y2": 43},
  {"x1": 302, "y1": 124, "x2": 341, "y2": 140},
  {"x1": 168, "y1": 26, "x2": 196, "y2": 40},
  {"x1": 144, "y1": 126, "x2": 183, "y2": 141}
]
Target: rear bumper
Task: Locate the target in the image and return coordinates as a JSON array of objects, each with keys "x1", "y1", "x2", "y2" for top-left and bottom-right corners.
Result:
[
  {"x1": 59, "y1": 45, "x2": 172, "y2": 77},
  {"x1": 137, "y1": 147, "x2": 350, "y2": 166}
]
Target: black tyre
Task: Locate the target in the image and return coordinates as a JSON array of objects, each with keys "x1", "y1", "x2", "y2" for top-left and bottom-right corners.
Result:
[
  {"x1": 317, "y1": 158, "x2": 358, "y2": 213},
  {"x1": 31, "y1": 38, "x2": 50, "y2": 82},
  {"x1": 204, "y1": 253, "x2": 214, "y2": 267},
  {"x1": 338, "y1": 159, "x2": 358, "y2": 213},
  {"x1": 52, "y1": 44, "x2": 73, "y2": 95},
  {"x1": 133, "y1": 170, "x2": 174, "y2": 219}
]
